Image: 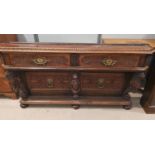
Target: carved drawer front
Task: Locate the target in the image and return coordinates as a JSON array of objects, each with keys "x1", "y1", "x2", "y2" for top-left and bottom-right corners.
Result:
[
  {"x1": 79, "y1": 54, "x2": 146, "y2": 68},
  {"x1": 26, "y1": 72, "x2": 72, "y2": 95},
  {"x1": 9, "y1": 53, "x2": 70, "y2": 67},
  {"x1": 80, "y1": 73, "x2": 126, "y2": 95},
  {"x1": 0, "y1": 78, "x2": 12, "y2": 92}
]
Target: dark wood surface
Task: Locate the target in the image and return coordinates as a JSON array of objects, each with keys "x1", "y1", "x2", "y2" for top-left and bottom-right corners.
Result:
[
  {"x1": 0, "y1": 35, "x2": 17, "y2": 99},
  {"x1": 0, "y1": 43, "x2": 153, "y2": 54},
  {"x1": 141, "y1": 53, "x2": 155, "y2": 113},
  {"x1": 20, "y1": 96, "x2": 130, "y2": 106},
  {"x1": 0, "y1": 42, "x2": 154, "y2": 110},
  {"x1": 0, "y1": 34, "x2": 17, "y2": 42},
  {"x1": 8, "y1": 53, "x2": 70, "y2": 67},
  {"x1": 79, "y1": 54, "x2": 147, "y2": 68}
]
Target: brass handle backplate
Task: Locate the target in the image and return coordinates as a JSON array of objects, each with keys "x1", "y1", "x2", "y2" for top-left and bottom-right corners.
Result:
[
  {"x1": 97, "y1": 78, "x2": 105, "y2": 88},
  {"x1": 33, "y1": 57, "x2": 48, "y2": 65},
  {"x1": 47, "y1": 79, "x2": 54, "y2": 88},
  {"x1": 101, "y1": 58, "x2": 117, "y2": 66}
]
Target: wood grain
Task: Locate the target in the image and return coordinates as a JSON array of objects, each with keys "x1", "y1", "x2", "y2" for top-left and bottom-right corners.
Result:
[{"x1": 0, "y1": 34, "x2": 17, "y2": 99}]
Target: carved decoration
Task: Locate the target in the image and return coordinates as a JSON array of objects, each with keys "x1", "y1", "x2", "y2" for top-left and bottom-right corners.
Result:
[
  {"x1": 122, "y1": 73, "x2": 145, "y2": 110},
  {"x1": 5, "y1": 71, "x2": 29, "y2": 100},
  {"x1": 129, "y1": 73, "x2": 145, "y2": 93},
  {"x1": 18, "y1": 75, "x2": 29, "y2": 99},
  {"x1": 71, "y1": 73, "x2": 80, "y2": 99},
  {"x1": 5, "y1": 71, "x2": 20, "y2": 96}
]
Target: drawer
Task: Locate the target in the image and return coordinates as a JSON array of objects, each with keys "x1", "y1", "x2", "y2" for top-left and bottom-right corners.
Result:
[
  {"x1": 79, "y1": 54, "x2": 146, "y2": 68},
  {"x1": 0, "y1": 78, "x2": 12, "y2": 92},
  {"x1": 9, "y1": 53, "x2": 70, "y2": 67},
  {"x1": 80, "y1": 73, "x2": 127, "y2": 96},
  {"x1": 26, "y1": 72, "x2": 72, "y2": 95}
]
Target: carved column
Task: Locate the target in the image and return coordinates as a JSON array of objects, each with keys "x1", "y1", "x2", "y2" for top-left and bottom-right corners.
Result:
[
  {"x1": 6, "y1": 70, "x2": 29, "y2": 108},
  {"x1": 141, "y1": 54, "x2": 155, "y2": 113},
  {"x1": 123, "y1": 73, "x2": 145, "y2": 110},
  {"x1": 5, "y1": 71, "x2": 20, "y2": 98},
  {"x1": 18, "y1": 76, "x2": 29, "y2": 100},
  {"x1": 71, "y1": 73, "x2": 80, "y2": 99},
  {"x1": 129, "y1": 73, "x2": 145, "y2": 93},
  {"x1": 71, "y1": 73, "x2": 81, "y2": 109}
]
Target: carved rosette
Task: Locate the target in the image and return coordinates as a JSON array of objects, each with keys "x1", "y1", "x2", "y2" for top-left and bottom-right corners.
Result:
[{"x1": 71, "y1": 73, "x2": 80, "y2": 99}]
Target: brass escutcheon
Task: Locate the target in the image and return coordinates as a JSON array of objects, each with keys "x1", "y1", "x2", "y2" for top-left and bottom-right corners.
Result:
[
  {"x1": 101, "y1": 58, "x2": 117, "y2": 66},
  {"x1": 47, "y1": 79, "x2": 54, "y2": 88},
  {"x1": 33, "y1": 57, "x2": 48, "y2": 65},
  {"x1": 97, "y1": 78, "x2": 105, "y2": 88}
]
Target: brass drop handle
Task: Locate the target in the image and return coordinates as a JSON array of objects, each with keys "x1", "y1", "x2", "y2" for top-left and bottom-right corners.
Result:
[
  {"x1": 101, "y1": 58, "x2": 117, "y2": 66},
  {"x1": 47, "y1": 79, "x2": 54, "y2": 88},
  {"x1": 97, "y1": 78, "x2": 105, "y2": 88},
  {"x1": 33, "y1": 57, "x2": 48, "y2": 65}
]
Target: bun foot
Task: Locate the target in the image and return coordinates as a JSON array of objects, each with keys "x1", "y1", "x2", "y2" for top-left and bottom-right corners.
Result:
[
  {"x1": 123, "y1": 104, "x2": 132, "y2": 110},
  {"x1": 20, "y1": 103, "x2": 29, "y2": 108},
  {"x1": 72, "y1": 105, "x2": 80, "y2": 110}
]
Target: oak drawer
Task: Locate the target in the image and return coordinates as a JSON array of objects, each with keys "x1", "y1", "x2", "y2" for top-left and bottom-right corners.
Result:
[
  {"x1": 9, "y1": 53, "x2": 70, "y2": 67},
  {"x1": 79, "y1": 54, "x2": 146, "y2": 68},
  {"x1": 80, "y1": 73, "x2": 127, "y2": 96},
  {"x1": 26, "y1": 72, "x2": 72, "y2": 95}
]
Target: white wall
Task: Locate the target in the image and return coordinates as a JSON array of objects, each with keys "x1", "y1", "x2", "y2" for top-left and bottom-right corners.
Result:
[
  {"x1": 102, "y1": 34, "x2": 155, "y2": 39},
  {"x1": 17, "y1": 34, "x2": 155, "y2": 43},
  {"x1": 38, "y1": 34, "x2": 99, "y2": 43},
  {"x1": 17, "y1": 34, "x2": 99, "y2": 43}
]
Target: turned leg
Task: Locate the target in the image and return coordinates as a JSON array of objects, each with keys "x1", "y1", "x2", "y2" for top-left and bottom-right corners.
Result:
[
  {"x1": 72, "y1": 105, "x2": 80, "y2": 110},
  {"x1": 20, "y1": 103, "x2": 29, "y2": 108},
  {"x1": 123, "y1": 94, "x2": 132, "y2": 110}
]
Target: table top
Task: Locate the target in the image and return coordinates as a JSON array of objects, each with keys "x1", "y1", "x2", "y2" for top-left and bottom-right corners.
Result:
[{"x1": 0, "y1": 41, "x2": 154, "y2": 54}]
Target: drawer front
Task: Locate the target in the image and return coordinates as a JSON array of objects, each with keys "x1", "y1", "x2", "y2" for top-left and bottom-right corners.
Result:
[
  {"x1": 9, "y1": 53, "x2": 70, "y2": 67},
  {"x1": 79, "y1": 54, "x2": 145, "y2": 68},
  {"x1": 26, "y1": 72, "x2": 72, "y2": 95},
  {"x1": 80, "y1": 73, "x2": 126, "y2": 95},
  {"x1": 0, "y1": 78, "x2": 12, "y2": 92}
]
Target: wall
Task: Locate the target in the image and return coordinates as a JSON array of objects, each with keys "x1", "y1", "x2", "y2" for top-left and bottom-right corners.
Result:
[
  {"x1": 17, "y1": 34, "x2": 99, "y2": 43},
  {"x1": 17, "y1": 34, "x2": 155, "y2": 43},
  {"x1": 102, "y1": 34, "x2": 155, "y2": 39}
]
